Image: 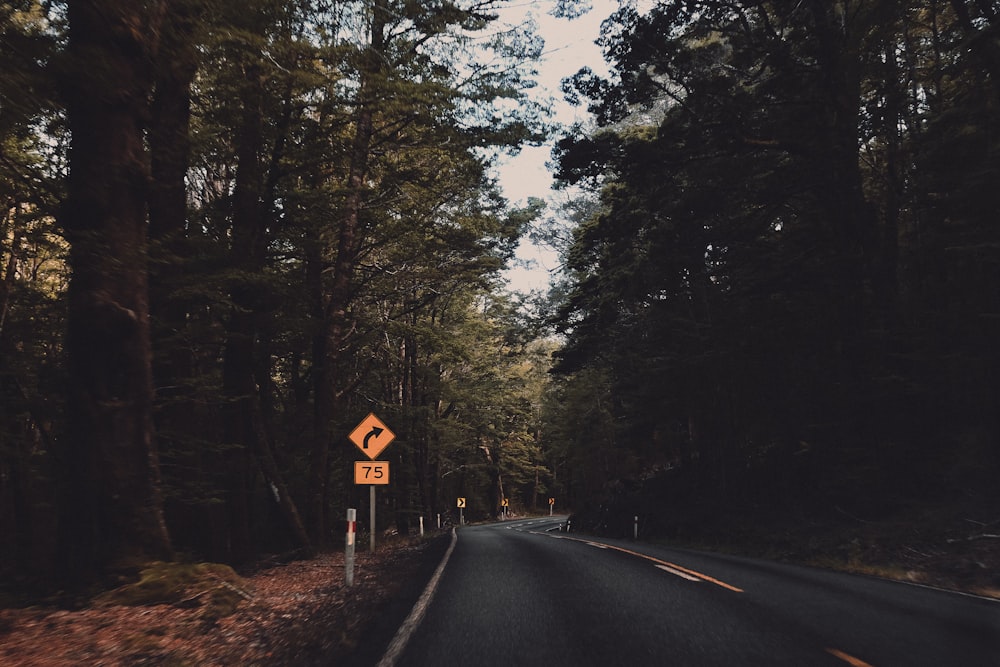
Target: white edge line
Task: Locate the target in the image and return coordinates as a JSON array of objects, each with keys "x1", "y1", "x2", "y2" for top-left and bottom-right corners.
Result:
[
  {"x1": 655, "y1": 564, "x2": 701, "y2": 582},
  {"x1": 376, "y1": 528, "x2": 458, "y2": 667},
  {"x1": 886, "y1": 578, "x2": 1000, "y2": 603},
  {"x1": 585, "y1": 541, "x2": 609, "y2": 549}
]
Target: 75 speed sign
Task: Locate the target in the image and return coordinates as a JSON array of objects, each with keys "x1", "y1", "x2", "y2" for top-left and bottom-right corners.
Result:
[{"x1": 354, "y1": 461, "x2": 390, "y2": 485}]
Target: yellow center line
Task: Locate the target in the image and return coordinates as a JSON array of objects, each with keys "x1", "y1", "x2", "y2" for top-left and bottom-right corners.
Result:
[
  {"x1": 604, "y1": 543, "x2": 745, "y2": 593},
  {"x1": 552, "y1": 533, "x2": 744, "y2": 592},
  {"x1": 825, "y1": 648, "x2": 875, "y2": 667}
]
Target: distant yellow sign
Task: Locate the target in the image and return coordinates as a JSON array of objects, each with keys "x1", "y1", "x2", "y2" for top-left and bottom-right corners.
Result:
[
  {"x1": 354, "y1": 461, "x2": 389, "y2": 485},
  {"x1": 501, "y1": 498, "x2": 509, "y2": 507},
  {"x1": 548, "y1": 497, "x2": 555, "y2": 505},
  {"x1": 349, "y1": 413, "x2": 395, "y2": 460},
  {"x1": 457, "y1": 497, "x2": 466, "y2": 508}
]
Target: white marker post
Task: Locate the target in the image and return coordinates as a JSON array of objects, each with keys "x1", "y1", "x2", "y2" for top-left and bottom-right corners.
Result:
[
  {"x1": 634, "y1": 515, "x2": 639, "y2": 540},
  {"x1": 419, "y1": 516, "x2": 424, "y2": 537},
  {"x1": 345, "y1": 508, "x2": 357, "y2": 586}
]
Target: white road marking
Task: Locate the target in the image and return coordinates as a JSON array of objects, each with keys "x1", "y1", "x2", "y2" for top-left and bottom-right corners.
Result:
[
  {"x1": 655, "y1": 564, "x2": 701, "y2": 582},
  {"x1": 377, "y1": 528, "x2": 458, "y2": 667}
]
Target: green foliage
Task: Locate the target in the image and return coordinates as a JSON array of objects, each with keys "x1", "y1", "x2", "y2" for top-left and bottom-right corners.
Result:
[
  {"x1": 0, "y1": 2, "x2": 67, "y2": 584},
  {"x1": 0, "y1": 0, "x2": 557, "y2": 581}
]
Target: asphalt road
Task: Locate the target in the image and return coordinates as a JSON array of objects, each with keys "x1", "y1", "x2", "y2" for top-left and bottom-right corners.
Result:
[{"x1": 365, "y1": 517, "x2": 1000, "y2": 666}]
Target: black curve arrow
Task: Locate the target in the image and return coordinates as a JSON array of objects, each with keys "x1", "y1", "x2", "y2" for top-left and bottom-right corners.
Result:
[{"x1": 362, "y1": 426, "x2": 383, "y2": 449}]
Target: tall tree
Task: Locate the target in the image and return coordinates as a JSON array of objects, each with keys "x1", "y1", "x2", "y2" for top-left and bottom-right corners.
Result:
[
  {"x1": 56, "y1": 0, "x2": 173, "y2": 583},
  {"x1": 309, "y1": 0, "x2": 391, "y2": 545}
]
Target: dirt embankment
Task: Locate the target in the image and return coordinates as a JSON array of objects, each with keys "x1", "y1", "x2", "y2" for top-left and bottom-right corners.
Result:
[{"x1": 0, "y1": 536, "x2": 439, "y2": 666}]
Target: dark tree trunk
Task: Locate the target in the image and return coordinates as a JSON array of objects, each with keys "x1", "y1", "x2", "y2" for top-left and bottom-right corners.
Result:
[
  {"x1": 223, "y1": 59, "x2": 312, "y2": 561},
  {"x1": 220, "y1": 57, "x2": 265, "y2": 563},
  {"x1": 57, "y1": 0, "x2": 173, "y2": 585},
  {"x1": 149, "y1": 0, "x2": 198, "y2": 393},
  {"x1": 808, "y1": 4, "x2": 881, "y2": 446},
  {"x1": 0, "y1": 210, "x2": 20, "y2": 337},
  {"x1": 147, "y1": 0, "x2": 202, "y2": 554},
  {"x1": 309, "y1": 0, "x2": 388, "y2": 544}
]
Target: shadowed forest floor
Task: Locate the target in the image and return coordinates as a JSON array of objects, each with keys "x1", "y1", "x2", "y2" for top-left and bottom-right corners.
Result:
[{"x1": 0, "y1": 535, "x2": 440, "y2": 666}]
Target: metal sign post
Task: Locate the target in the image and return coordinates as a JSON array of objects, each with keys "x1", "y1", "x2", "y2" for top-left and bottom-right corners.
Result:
[{"x1": 370, "y1": 485, "x2": 376, "y2": 552}]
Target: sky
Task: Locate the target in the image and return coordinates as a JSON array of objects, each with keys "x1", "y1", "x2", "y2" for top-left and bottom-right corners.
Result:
[{"x1": 493, "y1": 0, "x2": 619, "y2": 294}]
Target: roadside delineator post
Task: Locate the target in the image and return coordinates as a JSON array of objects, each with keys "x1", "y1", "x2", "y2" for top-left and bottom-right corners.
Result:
[
  {"x1": 634, "y1": 515, "x2": 639, "y2": 540},
  {"x1": 419, "y1": 515, "x2": 425, "y2": 537},
  {"x1": 346, "y1": 508, "x2": 357, "y2": 586}
]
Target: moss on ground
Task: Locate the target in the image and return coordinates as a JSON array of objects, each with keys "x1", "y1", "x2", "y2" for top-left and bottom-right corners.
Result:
[{"x1": 94, "y1": 562, "x2": 250, "y2": 621}]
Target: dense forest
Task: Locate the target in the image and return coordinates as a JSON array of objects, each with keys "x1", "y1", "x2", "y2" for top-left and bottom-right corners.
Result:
[
  {"x1": 549, "y1": 0, "x2": 1000, "y2": 539},
  {"x1": 2, "y1": 0, "x2": 999, "y2": 595},
  {"x1": 1, "y1": 0, "x2": 558, "y2": 590}
]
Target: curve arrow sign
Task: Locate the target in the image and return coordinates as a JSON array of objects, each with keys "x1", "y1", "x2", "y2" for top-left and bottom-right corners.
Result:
[{"x1": 349, "y1": 414, "x2": 395, "y2": 460}]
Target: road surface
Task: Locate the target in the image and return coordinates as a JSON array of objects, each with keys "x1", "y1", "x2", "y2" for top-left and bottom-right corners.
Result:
[{"x1": 365, "y1": 517, "x2": 1000, "y2": 666}]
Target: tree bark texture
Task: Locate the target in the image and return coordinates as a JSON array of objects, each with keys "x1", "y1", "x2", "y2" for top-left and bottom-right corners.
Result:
[{"x1": 57, "y1": 0, "x2": 173, "y2": 582}]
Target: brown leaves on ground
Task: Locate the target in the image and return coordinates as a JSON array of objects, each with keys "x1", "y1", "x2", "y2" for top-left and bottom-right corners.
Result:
[{"x1": 0, "y1": 539, "x2": 430, "y2": 666}]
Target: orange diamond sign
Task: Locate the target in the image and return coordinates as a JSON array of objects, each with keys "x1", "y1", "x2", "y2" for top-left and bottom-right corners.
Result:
[{"x1": 349, "y1": 413, "x2": 395, "y2": 460}]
